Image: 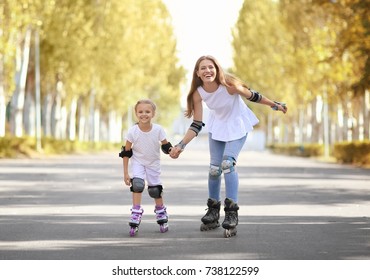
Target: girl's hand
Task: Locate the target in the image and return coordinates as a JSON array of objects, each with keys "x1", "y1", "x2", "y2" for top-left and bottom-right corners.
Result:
[{"x1": 124, "y1": 174, "x2": 131, "y2": 186}]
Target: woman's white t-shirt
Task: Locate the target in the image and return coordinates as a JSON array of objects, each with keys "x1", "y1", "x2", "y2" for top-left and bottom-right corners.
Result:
[{"x1": 197, "y1": 85, "x2": 259, "y2": 141}]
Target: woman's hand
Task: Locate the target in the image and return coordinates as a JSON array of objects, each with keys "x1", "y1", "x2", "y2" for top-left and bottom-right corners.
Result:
[
  {"x1": 277, "y1": 103, "x2": 288, "y2": 114},
  {"x1": 170, "y1": 145, "x2": 182, "y2": 159},
  {"x1": 271, "y1": 102, "x2": 288, "y2": 114}
]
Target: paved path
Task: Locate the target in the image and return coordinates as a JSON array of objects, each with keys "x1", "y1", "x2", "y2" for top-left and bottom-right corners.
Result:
[{"x1": 0, "y1": 146, "x2": 369, "y2": 260}]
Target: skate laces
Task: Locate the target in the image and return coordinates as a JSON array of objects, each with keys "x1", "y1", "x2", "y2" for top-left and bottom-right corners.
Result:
[
  {"x1": 155, "y1": 206, "x2": 167, "y2": 219},
  {"x1": 206, "y1": 207, "x2": 218, "y2": 216},
  {"x1": 224, "y1": 210, "x2": 237, "y2": 222}
]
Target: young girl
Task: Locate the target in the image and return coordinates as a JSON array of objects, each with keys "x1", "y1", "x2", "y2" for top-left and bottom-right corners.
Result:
[
  {"x1": 120, "y1": 99, "x2": 173, "y2": 236},
  {"x1": 170, "y1": 55, "x2": 287, "y2": 238}
]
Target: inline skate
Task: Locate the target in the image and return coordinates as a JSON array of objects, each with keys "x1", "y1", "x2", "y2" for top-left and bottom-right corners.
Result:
[
  {"x1": 155, "y1": 205, "x2": 169, "y2": 233},
  {"x1": 222, "y1": 198, "x2": 239, "y2": 238},
  {"x1": 200, "y1": 198, "x2": 221, "y2": 231},
  {"x1": 129, "y1": 206, "x2": 143, "y2": 237}
]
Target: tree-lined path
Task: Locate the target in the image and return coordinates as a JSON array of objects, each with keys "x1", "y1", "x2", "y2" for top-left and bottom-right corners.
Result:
[{"x1": 0, "y1": 146, "x2": 369, "y2": 260}]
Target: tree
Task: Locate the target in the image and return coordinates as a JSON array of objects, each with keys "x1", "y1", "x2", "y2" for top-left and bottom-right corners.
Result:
[{"x1": 1, "y1": 0, "x2": 184, "y2": 145}]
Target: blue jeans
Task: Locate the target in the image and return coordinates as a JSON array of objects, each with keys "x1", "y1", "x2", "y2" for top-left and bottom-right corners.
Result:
[{"x1": 208, "y1": 133, "x2": 247, "y2": 203}]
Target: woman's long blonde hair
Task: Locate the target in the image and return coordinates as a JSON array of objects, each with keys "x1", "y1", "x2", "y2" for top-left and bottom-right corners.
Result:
[{"x1": 185, "y1": 55, "x2": 249, "y2": 118}]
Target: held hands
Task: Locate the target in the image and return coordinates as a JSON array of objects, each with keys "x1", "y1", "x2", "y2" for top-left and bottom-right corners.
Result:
[
  {"x1": 169, "y1": 145, "x2": 182, "y2": 159},
  {"x1": 271, "y1": 101, "x2": 288, "y2": 114}
]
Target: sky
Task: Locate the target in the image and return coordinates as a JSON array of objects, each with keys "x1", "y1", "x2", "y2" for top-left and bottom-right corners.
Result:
[{"x1": 162, "y1": 0, "x2": 244, "y2": 79}]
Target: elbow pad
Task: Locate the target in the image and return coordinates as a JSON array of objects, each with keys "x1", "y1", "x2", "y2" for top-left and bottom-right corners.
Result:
[
  {"x1": 247, "y1": 89, "x2": 263, "y2": 103},
  {"x1": 118, "y1": 146, "x2": 133, "y2": 158},
  {"x1": 189, "y1": 120, "x2": 205, "y2": 136}
]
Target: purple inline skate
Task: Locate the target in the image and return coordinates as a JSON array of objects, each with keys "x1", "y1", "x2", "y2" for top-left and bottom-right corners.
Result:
[
  {"x1": 155, "y1": 205, "x2": 168, "y2": 233},
  {"x1": 129, "y1": 206, "x2": 143, "y2": 237}
]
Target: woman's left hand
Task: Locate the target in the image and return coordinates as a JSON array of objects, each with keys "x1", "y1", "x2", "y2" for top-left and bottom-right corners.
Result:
[{"x1": 272, "y1": 102, "x2": 288, "y2": 114}]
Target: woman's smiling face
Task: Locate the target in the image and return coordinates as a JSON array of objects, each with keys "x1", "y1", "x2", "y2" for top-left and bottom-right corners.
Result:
[{"x1": 197, "y1": 59, "x2": 217, "y2": 83}]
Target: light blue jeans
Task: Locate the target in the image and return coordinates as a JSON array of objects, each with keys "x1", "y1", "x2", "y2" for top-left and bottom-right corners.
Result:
[{"x1": 208, "y1": 133, "x2": 247, "y2": 203}]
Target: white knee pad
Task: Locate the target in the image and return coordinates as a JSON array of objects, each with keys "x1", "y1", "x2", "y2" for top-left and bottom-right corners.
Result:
[
  {"x1": 209, "y1": 164, "x2": 222, "y2": 178},
  {"x1": 148, "y1": 185, "x2": 163, "y2": 198},
  {"x1": 221, "y1": 156, "x2": 236, "y2": 173},
  {"x1": 131, "y1": 177, "x2": 145, "y2": 193}
]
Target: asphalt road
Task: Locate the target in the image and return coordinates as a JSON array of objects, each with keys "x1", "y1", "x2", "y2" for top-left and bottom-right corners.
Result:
[{"x1": 0, "y1": 144, "x2": 369, "y2": 260}]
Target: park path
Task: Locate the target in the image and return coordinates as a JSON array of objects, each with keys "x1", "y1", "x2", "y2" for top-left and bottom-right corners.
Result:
[{"x1": 0, "y1": 145, "x2": 369, "y2": 260}]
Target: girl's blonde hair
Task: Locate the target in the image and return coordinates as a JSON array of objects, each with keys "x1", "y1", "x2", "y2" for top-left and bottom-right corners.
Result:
[
  {"x1": 135, "y1": 99, "x2": 157, "y2": 112},
  {"x1": 185, "y1": 55, "x2": 248, "y2": 118}
]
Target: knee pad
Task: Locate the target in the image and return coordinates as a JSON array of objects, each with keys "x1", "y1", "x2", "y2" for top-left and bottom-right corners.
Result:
[
  {"x1": 130, "y1": 177, "x2": 145, "y2": 193},
  {"x1": 221, "y1": 156, "x2": 236, "y2": 174},
  {"x1": 148, "y1": 185, "x2": 163, "y2": 198},
  {"x1": 209, "y1": 164, "x2": 222, "y2": 178}
]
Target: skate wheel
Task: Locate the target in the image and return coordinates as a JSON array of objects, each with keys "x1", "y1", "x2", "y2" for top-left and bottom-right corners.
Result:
[
  {"x1": 160, "y1": 223, "x2": 168, "y2": 233},
  {"x1": 129, "y1": 227, "x2": 138, "y2": 237},
  {"x1": 223, "y1": 228, "x2": 237, "y2": 238},
  {"x1": 200, "y1": 223, "x2": 207, "y2": 231},
  {"x1": 200, "y1": 221, "x2": 220, "y2": 231}
]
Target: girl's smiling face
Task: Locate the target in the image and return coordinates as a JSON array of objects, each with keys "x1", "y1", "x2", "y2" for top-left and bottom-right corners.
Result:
[{"x1": 135, "y1": 103, "x2": 155, "y2": 124}]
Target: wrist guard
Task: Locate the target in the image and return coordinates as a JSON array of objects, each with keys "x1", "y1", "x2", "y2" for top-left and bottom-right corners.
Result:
[
  {"x1": 271, "y1": 101, "x2": 286, "y2": 111},
  {"x1": 118, "y1": 146, "x2": 133, "y2": 158},
  {"x1": 189, "y1": 120, "x2": 205, "y2": 136},
  {"x1": 161, "y1": 142, "x2": 173, "y2": 154},
  {"x1": 175, "y1": 140, "x2": 187, "y2": 151}
]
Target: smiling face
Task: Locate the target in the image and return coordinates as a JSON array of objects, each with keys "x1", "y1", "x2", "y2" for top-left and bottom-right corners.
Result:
[
  {"x1": 135, "y1": 103, "x2": 155, "y2": 125},
  {"x1": 197, "y1": 59, "x2": 217, "y2": 84}
]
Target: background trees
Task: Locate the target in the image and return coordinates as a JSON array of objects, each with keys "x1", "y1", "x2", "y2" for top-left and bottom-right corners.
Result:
[
  {"x1": 1, "y1": 0, "x2": 368, "y2": 157},
  {"x1": 232, "y1": 0, "x2": 369, "y2": 151},
  {"x1": 1, "y1": 0, "x2": 184, "y2": 143}
]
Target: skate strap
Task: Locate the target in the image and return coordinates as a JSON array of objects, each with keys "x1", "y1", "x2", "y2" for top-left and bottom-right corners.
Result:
[
  {"x1": 155, "y1": 207, "x2": 166, "y2": 214},
  {"x1": 131, "y1": 208, "x2": 143, "y2": 214}
]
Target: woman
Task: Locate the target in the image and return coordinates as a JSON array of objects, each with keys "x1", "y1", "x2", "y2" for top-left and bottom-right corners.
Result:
[{"x1": 170, "y1": 55, "x2": 287, "y2": 237}]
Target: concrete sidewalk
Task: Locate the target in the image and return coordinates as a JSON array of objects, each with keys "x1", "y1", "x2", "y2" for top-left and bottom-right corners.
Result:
[{"x1": 0, "y1": 147, "x2": 369, "y2": 260}]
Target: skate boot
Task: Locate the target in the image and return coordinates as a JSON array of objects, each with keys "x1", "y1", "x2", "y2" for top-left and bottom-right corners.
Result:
[
  {"x1": 200, "y1": 198, "x2": 221, "y2": 231},
  {"x1": 129, "y1": 205, "x2": 143, "y2": 237},
  {"x1": 155, "y1": 205, "x2": 169, "y2": 233},
  {"x1": 222, "y1": 198, "x2": 239, "y2": 238}
]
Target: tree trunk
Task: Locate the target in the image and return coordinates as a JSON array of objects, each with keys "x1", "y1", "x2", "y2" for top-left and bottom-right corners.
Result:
[
  {"x1": 67, "y1": 97, "x2": 77, "y2": 141},
  {"x1": 51, "y1": 87, "x2": 62, "y2": 139},
  {"x1": 364, "y1": 90, "x2": 370, "y2": 140},
  {"x1": 312, "y1": 96, "x2": 322, "y2": 143},
  {"x1": 23, "y1": 89, "x2": 35, "y2": 136},
  {"x1": 42, "y1": 91, "x2": 53, "y2": 137},
  {"x1": 77, "y1": 98, "x2": 87, "y2": 141},
  {"x1": 0, "y1": 55, "x2": 5, "y2": 137},
  {"x1": 10, "y1": 29, "x2": 32, "y2": 137}
]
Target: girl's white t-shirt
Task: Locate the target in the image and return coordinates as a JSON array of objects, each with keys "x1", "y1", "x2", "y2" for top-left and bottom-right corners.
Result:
[
  {"x1": 197, "y1": 85, "x2": 259, "y2": 141},
  {"x1": 125, "y1": 123, "x2": 166, "y2": 167}
]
